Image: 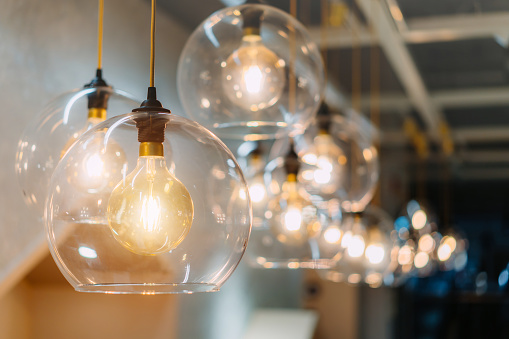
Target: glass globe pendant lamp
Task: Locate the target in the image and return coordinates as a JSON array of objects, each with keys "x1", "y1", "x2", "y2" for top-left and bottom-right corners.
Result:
[
  {"x1": 320, "y1": 205, "x2": 398, "y2": 288},
  {"x1": 44, "y1": 0, "x2": 252, "y2": 294},
  {"x1": 245, "y1": 141, "x2": 341, "y2": 269},
  {"x1": 15, "y1": 0, "x2": 138, "y2": 218},
  {"x1": 271, "y1": 108, "x2": 379, "y2": 212},
  {"x1": 436, "y1": 228, "x2": 468, "y2": 272},
  {"x1": 234, "y1": 141, "x2": 270, "y2": 228},
  {"x1": 177, "y1": 4, "x2": 325, "y2": 140},
  {"x1": 393, "y1": 199, "x2": 441, "y2": 278}
]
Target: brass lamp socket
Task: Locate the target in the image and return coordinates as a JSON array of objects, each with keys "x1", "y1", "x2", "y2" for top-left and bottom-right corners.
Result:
[
  {"x1": 88, "y1": 107, "x2": 107, "y2": 120},
  {"x1": 139, "y1": 142, "x2": 164, "y2": 157}
]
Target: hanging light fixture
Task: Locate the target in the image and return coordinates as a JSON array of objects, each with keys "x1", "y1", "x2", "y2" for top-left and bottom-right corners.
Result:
[
  {"x1": 45, "y1": 0, "x2": 251, "y2": 294},
  {"x1": 245, "y1": 140, "x2": 341, "y2": 269},
  {"x1": 235, "y1": 141, "x2": 270, "y2": 228},
  {"x1": 177, "y1": 4, "x2": 325, "y2": 140},
  {"x1": 272, "y1": 109, "x2": 379, "y2": 212},
  {"x1": 15, "y1": 0, "x2": 139, "y2": 218},
  {"x1": 320, "y1": 206, "x2": 397, "y2": 288}
]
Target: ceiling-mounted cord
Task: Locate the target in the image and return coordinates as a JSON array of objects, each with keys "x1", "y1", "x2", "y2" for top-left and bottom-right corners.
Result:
[
  {"x1": 97, "y1": 0, "x2": 104, "y2": 70},
  {"x1": 150, "y1": 0, "x2": 156, "y2": 88}
]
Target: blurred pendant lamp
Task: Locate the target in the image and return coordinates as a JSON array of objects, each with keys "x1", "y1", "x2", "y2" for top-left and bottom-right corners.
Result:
[
  {"x1": 436, "y1": 131, "x2": 468, "y2": 272},
  {"x1": 246, "y1": 139, "x2": 340, "y2": 269},
  {"x1": 235, "y1": 140, "x2": 270, "y2": 227},
  {"x1": 394, "y1": 118, "x2": 440, "y2": 278},
  {"x1": 320, "y1": 19, "x2": 397, "y2": 287},
  {"x1": 15, "y1": 0, "x2": 139, "y2": 218},
  {"x1": 177, "y1": 2, "x2": 325, "y2": 141},
  {"x1": 45, "y1": 0, "x2": 251, "y2": 294}
]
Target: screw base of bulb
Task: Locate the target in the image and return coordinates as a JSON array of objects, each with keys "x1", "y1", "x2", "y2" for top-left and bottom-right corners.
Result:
[
  {"x1": 139, "y1": 142, "x2": 164, "y2": 157},
  {"x1": 88, "y1": 108, "x2": 107, "y2": 120}
]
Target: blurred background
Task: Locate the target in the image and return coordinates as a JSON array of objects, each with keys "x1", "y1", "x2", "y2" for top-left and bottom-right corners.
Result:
[{"x1": 1, "y1": 0, "x2": 509, "y2": 338}]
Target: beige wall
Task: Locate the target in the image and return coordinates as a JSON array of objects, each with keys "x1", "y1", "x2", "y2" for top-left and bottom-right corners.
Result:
[{"x1": 0, "y1": 255, "x2": 179, "y2": 339}]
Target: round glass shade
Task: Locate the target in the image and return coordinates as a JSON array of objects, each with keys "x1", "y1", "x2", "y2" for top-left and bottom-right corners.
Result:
[
  {"x1": 320, "y1": 206, "x2": 397, "y2": 288},
  {"x1": 393, "y1": 200, "x2": 440, "y2": 277},
  {"x1": 436, "y1": 228, "x2": 468, "y2": 272},
  {"x1": 177, "y1": 4, "x2": 325, "y2": 140},
  {"x1": 234, "y1": 140, "x2": 272, "y2": 228},
  {"x1": 16, "y1": 87, "x2": 139, "y2": 218},
  {"x1": 45, "y1": 111, "x2": 252, "y2": 294},
  {"x1": 244, "y1": 153, "x2": 341, "y2": 269},
  {"x1": 269, "y1": 110, "x2": 379, "y2": 212}
]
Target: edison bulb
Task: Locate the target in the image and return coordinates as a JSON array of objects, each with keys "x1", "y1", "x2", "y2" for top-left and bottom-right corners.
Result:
[
  {"x1": 223, "y1": 34, "x2": 285, "y2": 112},
  {"x1": 66, "y1": 128, "x2": 126, "y2": 193},
  {"x1": 300, "y1": 133, "x2": 345, "y2": 195},
  {"x1": 107, "y1": 149, "x2": 194, "y2": 256},
  {"x1": 267, "y1": 175, "x2": 319, "y2": 246}
]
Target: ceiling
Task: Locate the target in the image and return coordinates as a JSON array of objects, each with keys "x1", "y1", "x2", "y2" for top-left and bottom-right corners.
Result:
[{"x1": 159, "y1": 0, "x2": 509, "y2": 181}]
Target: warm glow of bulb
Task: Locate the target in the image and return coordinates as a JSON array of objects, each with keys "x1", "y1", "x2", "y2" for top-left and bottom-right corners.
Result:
[
  {"x1": 108, "y1": 156, "x2": 194, "y2": 255},
  {"x1": 313, "y1": 169, "x2": 331, "y2": 184},
  {"x1": 414, "y1": 251, "x2": 429, "y2": 268},
  {"x1": 317, "y1": 156, "x2": 333, "y2": 172},
  {"x1": 284, "y1": 208, "x2": 302, "y2": 231},
  {"x1": 412, "y1": 210, "x2": 427, "y2": 229},
  {"x1": 347, "y1": 235, "x2": 365, "y2": 258},
  {"x1": 398, "y1": 245, "x2": 413, "y2": 265},
  {"x1": 365, "y1": 243, "x2": 385, "y2": 264},
  {"x1": 341, "y1": 231, "x2": 352, "y2": 248},
  {"x1": 85, "y1": 154, "x2": 104, "y2": 178},
  {"x1": 437, "y1": 243, "x2": 453, "y2": 261},
  {"x1": 443, "y1": 236, "x2": 457, "y2": 252},
  {"x1": 249, "y1": 183, "x2": 266, "y2": 203},
  {"x1": 244, "y1": 66, "x2": 263, "y2": 94},
  {"x1": 324, "y1": 226, "x2": 342, "y2": 244},
  {"x1": 223, "y1": 35, "x2": 285, "y2": 111},
  {"x1": 418, "y1": 234, "x2": 435, "y2": 253}
]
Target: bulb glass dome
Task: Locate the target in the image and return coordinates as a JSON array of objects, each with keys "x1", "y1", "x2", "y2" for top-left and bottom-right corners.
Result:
[
  {"x1": 320, "y1": 206, "x2": 397, "y2": 288},
  {"x1": 177, "y1": 4, "x2": 325, "y2": 140},
  {"x1": 46, "y1": 112, "x2": 252, "y2": 294},
  {"x1": 270, "y1": 109, "x2": 379, "y2": 212},
  {"x1": 16, "y1": 87, "x2": 139, "y2": 218},
  {"x1": 245, "y1": 154, "x2": 341, "y2": 269}
]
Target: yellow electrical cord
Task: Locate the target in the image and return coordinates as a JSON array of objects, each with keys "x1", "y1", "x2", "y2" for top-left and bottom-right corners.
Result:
[{"x1": 97, "y1": 0, "x2": 104, "y2": 70}]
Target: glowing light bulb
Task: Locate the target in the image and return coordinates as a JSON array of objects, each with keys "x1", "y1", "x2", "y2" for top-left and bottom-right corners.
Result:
[
  {"x1": 268, "y1": 176, "x2": 319, "y2": 246},
  {"x1": 437, "y1": 243, "x2": 452, "y2": 262},
  {"x1": 414, "y1": 251, "x2": 429, "y2": 269},
  {"x1": 66, "y1": 128, "x2": 126, "y2": 193},
  {"x1": 107, "y1": 148, "x2": 194, "y2": 256},
  {"x1": 347, "y1": 235, "x2": 365, "y2": 258},
  {"x1": 284, "y1": 207, "x2": 303, "y2": 231},
  {"x1": 301, "y1": 134, "x2": 344, "y2": 195},
  {"x1": 223, "y1": 35, "x2": 285, "y2": 112},
  {"x1": 411, "y1": 209, "x2": 427, "y2": 230},
  {"x1": 365, "y1": 243, "x2": 385, "y2": 264},
  {"x1": 323, "y1": 226, "x2": 342, "y2": 244},
  {"x1": 249, "y1": 182, "x2": 266, "y2": 203}
]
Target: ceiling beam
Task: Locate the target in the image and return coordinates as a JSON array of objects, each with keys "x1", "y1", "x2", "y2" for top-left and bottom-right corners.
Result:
[
  {"x1": 359, "y1": 87, "x2": 509, "y2": 112},
  {"x1": 382, "y1": 126, "x2": 509, "y2": 145},
  {"x1": 308, "y1": 12, "x2": 509, "y2": 48},
  {"x1": 357, "y1": 0, "x2": 443, "y2": 140}
]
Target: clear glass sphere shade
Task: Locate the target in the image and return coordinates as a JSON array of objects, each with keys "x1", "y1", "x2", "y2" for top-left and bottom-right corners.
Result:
[
  {"x1": 245, "y1": 169, "x2": 342, "y2": 269},
  {"x1": 16, "y1": 87, "x2": 139, "y2": 218},
  {"x1": 177, "y1": 4, "x2": 325, "y2": 140},
  {"x1": 319, "y1": 206, "x2": 397, "y2": 288},
  {"x1": 46, "y1": 112, "x2": 252, "y2": 294},
  {"x1": 268, "y1": 110, "x2": 379, "y2": 212}
]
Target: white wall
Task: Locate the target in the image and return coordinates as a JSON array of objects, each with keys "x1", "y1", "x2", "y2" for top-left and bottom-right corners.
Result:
[{"x1": 0, "y1": 0, "x2": 190, "y2": 295}]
